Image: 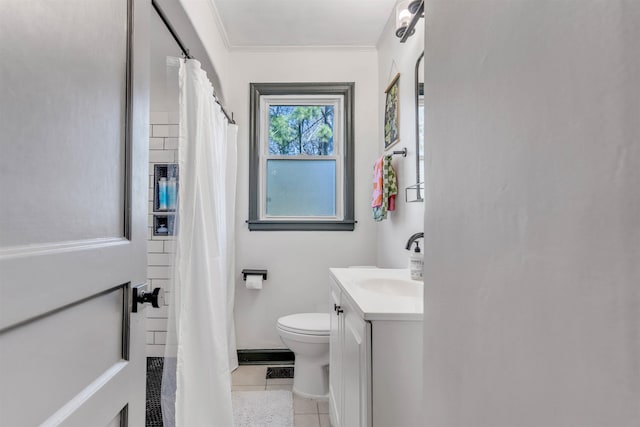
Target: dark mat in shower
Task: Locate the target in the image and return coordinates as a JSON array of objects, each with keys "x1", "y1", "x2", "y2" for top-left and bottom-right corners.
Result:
[
  {"x1": 146, "y1": 357, "x2": 163, "y2": 427},
  {"x1": 266, "y1": 366, "x2": 294, "y2": 379}
]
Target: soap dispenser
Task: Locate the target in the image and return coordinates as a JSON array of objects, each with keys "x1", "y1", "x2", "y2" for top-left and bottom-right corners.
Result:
[{"x1": 409, "y1": 241, "x2": 423, "y2": 280}]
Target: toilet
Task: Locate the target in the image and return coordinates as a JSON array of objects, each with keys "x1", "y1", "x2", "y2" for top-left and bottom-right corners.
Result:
[{"x1": 276, "y1": 313, "x2": 330, "y2": 399}]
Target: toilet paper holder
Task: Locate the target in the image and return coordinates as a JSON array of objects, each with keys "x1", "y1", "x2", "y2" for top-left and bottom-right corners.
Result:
[{"x1": 241, "y1": 269, "x2": 268, "y2": 281}]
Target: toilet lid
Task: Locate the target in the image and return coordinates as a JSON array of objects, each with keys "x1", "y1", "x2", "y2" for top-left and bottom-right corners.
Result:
[{"x1": 277, "y1": 313, "x2": 330, "y2": 336}]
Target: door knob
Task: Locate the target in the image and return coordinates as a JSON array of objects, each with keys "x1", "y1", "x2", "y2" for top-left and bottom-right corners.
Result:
[{"x1": 132, "y1": 287, "x2": 163, "y2": 312}]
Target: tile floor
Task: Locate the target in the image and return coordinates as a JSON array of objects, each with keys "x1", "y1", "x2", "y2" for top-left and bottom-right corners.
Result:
[{"x1": 231, "y1": 365, "x2": 330, "y2": 427}]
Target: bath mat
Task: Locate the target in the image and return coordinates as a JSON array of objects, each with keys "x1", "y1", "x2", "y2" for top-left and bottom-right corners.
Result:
[
  {"x1": 232, "y1": 390, "x2": 293, "y2": 427},
  {"x1": 266, "y1": 366, "x2": 294, "y2": 379}
]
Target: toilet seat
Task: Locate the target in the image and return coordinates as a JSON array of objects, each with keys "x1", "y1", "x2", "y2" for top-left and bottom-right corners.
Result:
[{"x1": 277, "y1": 313, "x2": 329, "y2": 336}]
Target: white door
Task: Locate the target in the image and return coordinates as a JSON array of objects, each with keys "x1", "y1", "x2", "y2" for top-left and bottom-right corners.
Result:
[{"x1": 0, "y1": 0, "x2": 150, "y2": 426}]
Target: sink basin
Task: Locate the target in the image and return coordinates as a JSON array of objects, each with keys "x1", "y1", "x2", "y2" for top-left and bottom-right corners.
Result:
[
  {"x1": 357, "y1": 278, "x2": 422, "y2": 298},
  {"x1": 330, "y1": 268, "x2": 423, "y2": 320}
]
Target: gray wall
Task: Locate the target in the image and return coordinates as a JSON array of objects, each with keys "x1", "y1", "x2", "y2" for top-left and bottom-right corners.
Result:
[{"x1": 422, "y1": 1, "x2": 640, "y2": 425}]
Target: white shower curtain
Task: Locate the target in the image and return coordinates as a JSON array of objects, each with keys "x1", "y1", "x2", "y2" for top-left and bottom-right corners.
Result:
[{"x1": 161, "y1": 58, "x2": 238, "y2": 427}]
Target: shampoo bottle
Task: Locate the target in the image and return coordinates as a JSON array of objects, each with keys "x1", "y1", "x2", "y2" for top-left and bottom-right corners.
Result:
[
  {"x1": 167, "y1": 177, "x2": 177, "y2": 210},
  {"x1": 158, "y1": 177, "x2": 168, "y2": 210},
  {"x1": 409, "y1": 241, "x2": 424, "y2": 280}
]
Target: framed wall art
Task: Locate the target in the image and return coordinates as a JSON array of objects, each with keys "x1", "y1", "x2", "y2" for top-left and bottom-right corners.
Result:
[{"x1": 384, "y1": 72, "x2": 400, "y2": 149}]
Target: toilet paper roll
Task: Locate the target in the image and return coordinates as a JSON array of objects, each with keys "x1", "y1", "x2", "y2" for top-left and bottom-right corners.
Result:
[{"x1": 245, "y1": 274, "x2": 263, "y2": 290}]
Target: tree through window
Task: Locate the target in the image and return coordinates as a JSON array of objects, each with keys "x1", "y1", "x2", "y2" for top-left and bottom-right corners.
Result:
[{"x1": 269, "y1": 105, "x2": 335, "y2": 156}]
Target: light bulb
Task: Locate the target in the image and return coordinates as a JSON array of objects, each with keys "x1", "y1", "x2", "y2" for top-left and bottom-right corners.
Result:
[{"x1": 395, "y1": 1, "x2": 415, "y2": 39}]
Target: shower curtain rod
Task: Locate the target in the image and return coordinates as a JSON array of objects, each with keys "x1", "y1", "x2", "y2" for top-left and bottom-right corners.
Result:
[{"x1": 151, "y1": 0, "x2": 236, "y2": 125}]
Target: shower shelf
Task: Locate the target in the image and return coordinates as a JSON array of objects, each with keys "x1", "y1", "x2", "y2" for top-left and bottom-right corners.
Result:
[
  {"x1": 153, "y1": 163, "x2": 179, "y2": 236},
  {"x1": 153, "y1": 214, "x2": 175, "y2": 237},
  {"x1": 153, "y1": 164, "x2": 179, "y2": 213}
]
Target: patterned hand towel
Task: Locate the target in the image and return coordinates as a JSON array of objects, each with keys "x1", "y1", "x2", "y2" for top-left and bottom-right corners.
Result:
[
  {"x1": 372, "y1": 155, "x2": 398, "y2": 221},
  {"x1": 372, "y1": 156, "x2": 384, "y2": 208}
]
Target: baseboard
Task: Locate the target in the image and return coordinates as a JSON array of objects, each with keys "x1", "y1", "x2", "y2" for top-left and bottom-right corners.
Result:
[{"x1": 237, "y1": 349, "x2": 295, "y2": 365}]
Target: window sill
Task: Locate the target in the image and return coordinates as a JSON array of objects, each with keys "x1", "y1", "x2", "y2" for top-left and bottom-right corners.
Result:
[{"x1": 247, "y1": 220, "x2": 356, "y2": 231}]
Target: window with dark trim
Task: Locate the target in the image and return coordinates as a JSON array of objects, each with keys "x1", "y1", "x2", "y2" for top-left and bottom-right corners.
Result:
[{"x1": 248, "y1": 82, "x2": 355, "y2": 231}]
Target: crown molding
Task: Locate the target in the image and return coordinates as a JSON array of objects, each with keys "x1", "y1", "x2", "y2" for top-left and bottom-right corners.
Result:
[{"x1": 206, "y1": 0, "x2": 232, "y2": 50}]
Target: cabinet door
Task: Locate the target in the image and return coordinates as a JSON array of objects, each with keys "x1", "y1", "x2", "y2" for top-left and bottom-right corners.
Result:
[
  {"x1": 342, "y1": 299, "x2": 371, "y2": 427},
  {"x1": 329, "y1": 280, "x2": 343, "y2": 427}
]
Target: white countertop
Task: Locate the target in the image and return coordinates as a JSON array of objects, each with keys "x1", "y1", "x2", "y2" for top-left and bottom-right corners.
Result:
[{"x1": 329, "y1": 268, "x2": 424, "y2": 321}]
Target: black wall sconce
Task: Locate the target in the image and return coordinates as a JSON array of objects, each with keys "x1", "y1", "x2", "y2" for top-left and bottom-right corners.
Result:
[{"x1": 396, "y1": 0, "x2": 424, "y2": 43}]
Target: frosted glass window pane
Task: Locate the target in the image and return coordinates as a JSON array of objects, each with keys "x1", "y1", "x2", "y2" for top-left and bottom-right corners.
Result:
[
  {"x1": 268, "y1": 105, "x2": 335, "y2": 155},
  {"x1": 266, "y1": 160, "x2": 336, "y2": 216}
]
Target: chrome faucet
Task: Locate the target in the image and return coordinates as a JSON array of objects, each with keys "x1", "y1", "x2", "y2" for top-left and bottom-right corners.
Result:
[{"x1": 405, "y1": 232, "x2": 424, "y2": 250}]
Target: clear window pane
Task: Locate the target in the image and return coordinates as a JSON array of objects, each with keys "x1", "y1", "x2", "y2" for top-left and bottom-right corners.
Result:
[
  {"x1": 268, "y1": 105, "x2": 335, "y2": 155},
  {"x1": 266, "y1": 159, "x2": 336, "y2": 216}
]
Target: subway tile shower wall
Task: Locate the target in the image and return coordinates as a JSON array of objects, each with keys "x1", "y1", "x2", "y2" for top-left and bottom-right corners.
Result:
[{"x1": 146, "y1": 111, "x2": 179, "y2": 357}]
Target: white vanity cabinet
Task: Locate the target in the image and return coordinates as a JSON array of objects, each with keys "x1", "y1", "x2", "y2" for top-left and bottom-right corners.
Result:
[{"x1": 329, "y1": 271, "x2": 422, "y2": 427}]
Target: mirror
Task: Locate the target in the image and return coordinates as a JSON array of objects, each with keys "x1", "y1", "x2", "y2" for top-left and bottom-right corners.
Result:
[{"x1": 413, "y1": 52, "x2": 425, "y2": 201}]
